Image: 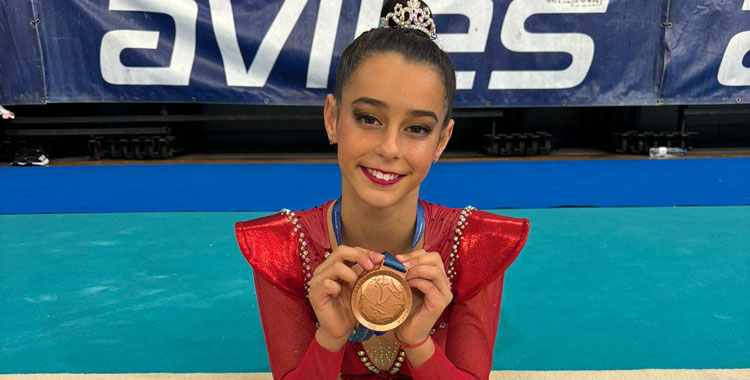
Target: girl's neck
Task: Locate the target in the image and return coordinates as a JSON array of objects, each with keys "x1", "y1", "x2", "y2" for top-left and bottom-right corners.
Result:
[{"x1": 338, "y1": 189, "x2": 420, "y2": 255}]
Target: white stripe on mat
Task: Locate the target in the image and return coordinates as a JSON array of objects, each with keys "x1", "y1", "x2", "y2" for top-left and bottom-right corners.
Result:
[{"x1": 1, "y1": 369, "x2": 749, "y2": 380}]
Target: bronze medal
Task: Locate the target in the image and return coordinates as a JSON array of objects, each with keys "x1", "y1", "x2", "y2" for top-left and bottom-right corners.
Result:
[{"x1": 351, "y1": 263, "x2": 412, "y2": 332}]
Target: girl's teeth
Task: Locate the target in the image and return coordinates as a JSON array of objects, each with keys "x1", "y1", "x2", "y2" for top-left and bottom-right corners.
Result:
[{"x1": 365, "y1": 167, "x2": 399, "y2": 181}]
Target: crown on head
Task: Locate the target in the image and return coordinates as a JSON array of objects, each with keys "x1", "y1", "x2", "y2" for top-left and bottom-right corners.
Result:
[{"x1": 379, "y1": 0, "x2": 437, "y2": 40}]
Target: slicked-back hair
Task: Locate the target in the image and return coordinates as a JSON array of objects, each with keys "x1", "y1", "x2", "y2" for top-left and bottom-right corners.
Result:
[{"x1": 333, "y1": 1, "x2": 456, "y2": 127}]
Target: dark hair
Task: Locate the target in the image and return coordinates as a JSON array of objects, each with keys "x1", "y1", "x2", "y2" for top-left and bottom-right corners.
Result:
[{"x1": 333, "y1": 0, "x2": 456, "y2": 126}]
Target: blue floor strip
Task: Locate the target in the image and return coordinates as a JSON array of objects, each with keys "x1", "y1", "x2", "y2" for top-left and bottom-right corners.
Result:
[{"x1": 1, "y1": 158, "x2": 748, "y2": 214}]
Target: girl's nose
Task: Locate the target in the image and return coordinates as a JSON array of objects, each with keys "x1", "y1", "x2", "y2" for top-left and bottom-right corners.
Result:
[{"x1": 376, "y1": 125, "x2": 400, "y2": 159}]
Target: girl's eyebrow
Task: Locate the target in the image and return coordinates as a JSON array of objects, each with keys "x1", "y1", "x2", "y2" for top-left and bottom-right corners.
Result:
[
  {"x1": 352, "y1": 97, "x2": 438, "y2": 122},
  {"x1": 352, "y1": 97, "x2": 388, "y2": 109},
  {"x1": 409, "y1": 109, "x2": 438, "y2": 123}
]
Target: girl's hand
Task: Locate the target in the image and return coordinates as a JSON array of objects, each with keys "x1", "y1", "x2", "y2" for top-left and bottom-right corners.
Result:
[
  {"x1": 393, "y1": 249, "x2": 453, "y2": 344},
  {"x1": 308, "y1": 245, "x2": 385, "y2": 349}
]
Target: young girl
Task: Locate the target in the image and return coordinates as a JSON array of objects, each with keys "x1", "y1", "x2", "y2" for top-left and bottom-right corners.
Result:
[{"x1": 235, "y1": 1, "x2": 529, "y2": 378}]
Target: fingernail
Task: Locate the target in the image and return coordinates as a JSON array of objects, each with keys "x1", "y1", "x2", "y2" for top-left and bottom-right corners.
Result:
[
  {"x1": 402, "y1": 260, "x2": 412, "y2": 269},
  {"x1": 395, "y1": 255, "x2": 405, "y2": 261},
  {"x1": 365, "y1": 259, "x2": 374, "y2": 269}
]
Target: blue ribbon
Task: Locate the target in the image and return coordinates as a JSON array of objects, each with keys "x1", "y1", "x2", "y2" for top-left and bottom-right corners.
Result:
[
  {"x1": 331, "y1": 197, "x2": 425, "y2": 252},
  {"x1": 330, "y1": 197, "x2": 424, "y2": 342}
]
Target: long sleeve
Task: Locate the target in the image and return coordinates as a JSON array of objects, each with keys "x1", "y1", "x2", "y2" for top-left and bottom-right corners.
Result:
[
  {"x1": 253, "y1": 270, "x2": 346, "y2": 380},
  {"x1": 406, "y1": 272, "x2": 506, "y2": 380},
  {"x1": 238, "y1": 204, "x2": 527, "y2": 380}
]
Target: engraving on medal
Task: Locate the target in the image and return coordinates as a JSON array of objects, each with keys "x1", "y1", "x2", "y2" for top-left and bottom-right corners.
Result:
[
  {"x1": 352, "y1": 267, "x2": 412, "y2": 331},
  {"x1": 359, "y1": 275, "x2": 406, "y2": 323}
]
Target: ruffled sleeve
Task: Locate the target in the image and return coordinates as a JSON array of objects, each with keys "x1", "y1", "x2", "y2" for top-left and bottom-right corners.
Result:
[
  {"x1": 234, "y1": 213, "x2": 305, "y2": 300},
  {"x1": 453, "y1": 210, "x2": 530, "y2": 302}
]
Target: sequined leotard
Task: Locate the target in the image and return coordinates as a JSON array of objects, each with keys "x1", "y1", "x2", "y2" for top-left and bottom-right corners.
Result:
[{"x1": 234, "y1": 199, "x2": 529, "y2": 380}]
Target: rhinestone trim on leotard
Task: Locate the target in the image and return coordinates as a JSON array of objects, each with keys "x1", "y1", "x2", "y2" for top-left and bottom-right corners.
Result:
[
  {"x1": 280, "y1": 205, "x2": 475, "y2": 376},
  {"x1": 279, "y1": 208, "x2": 317, "y2": 298},
  {"x1": 447, "y1": 205, "x2": 475, "y2": 289}
]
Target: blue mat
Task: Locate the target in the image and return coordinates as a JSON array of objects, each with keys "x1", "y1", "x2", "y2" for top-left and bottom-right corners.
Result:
[{"x1": 1, "y1": 207, "x2": 748, "y2": 373}]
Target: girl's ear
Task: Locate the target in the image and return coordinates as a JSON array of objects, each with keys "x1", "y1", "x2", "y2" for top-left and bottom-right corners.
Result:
[
  {"x1": 324, "y1": 94, "x2": 338, "y2": 144},
  {"x1": 433, "y1": 118, "x2": 454, "y2": 162}
]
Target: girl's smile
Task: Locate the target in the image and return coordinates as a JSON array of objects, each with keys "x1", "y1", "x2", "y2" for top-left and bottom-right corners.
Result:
[{"x1": 360, "y1": 165, "x2": 406, "y2": 186}]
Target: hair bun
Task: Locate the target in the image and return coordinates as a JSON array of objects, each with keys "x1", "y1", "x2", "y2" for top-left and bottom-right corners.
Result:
[{"x1": 379, "y1": 0, "x2": 436, "y2": 40}]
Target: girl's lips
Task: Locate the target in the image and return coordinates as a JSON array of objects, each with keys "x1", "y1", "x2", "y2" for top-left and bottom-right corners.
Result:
[
  {"x1": 360, "y1": 166, "x2": 404, "y2": 186},
  {"x1": 363, "y1": 166, "x2": 402, "y2": 176}
]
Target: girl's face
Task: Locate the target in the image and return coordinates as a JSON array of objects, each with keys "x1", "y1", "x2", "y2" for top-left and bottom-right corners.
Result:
[{"x1": 324, "y1": 52, "x2": 454, "y2": 210}]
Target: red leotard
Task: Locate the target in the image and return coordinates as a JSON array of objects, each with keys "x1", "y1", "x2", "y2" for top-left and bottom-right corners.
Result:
[{"x1": 235, "y1": 199, "x2": 529, "y2": 380}]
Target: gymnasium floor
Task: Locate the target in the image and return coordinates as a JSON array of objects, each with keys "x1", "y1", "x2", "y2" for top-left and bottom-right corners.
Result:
[{"x1": 1, "y1": 156, "x2": 748, "y2": 379}]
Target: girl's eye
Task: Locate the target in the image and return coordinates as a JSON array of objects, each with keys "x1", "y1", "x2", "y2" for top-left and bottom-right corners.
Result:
[
  {"x1": 355, "y1": 114, "x2": 381, "y2": 125},
  {"x1": 407, "y1": 125, "x2": 432, "y2": 135}
]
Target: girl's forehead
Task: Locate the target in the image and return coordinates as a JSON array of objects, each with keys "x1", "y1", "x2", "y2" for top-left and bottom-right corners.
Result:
[{"x1": 343, "y1": 53, "x2": 446, "y2": 113}]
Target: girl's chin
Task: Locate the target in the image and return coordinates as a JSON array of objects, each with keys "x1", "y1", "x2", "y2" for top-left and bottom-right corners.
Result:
[
  {"x1": 359, "y1": 192, "x2": 400, "y2": 208},
  {"x1": 345, "y1": 186, "x2": 402, "y2": 209},
  {"x1": 356, "y1": 185, "x2": 421, "y2": 210}
]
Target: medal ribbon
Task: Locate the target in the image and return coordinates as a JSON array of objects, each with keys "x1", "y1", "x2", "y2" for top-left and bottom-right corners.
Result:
[
  {"x1": 331, "y1": 197, "x2": 425, "y2": 252},
  {"x1": 330, "y1": 197, "x2": 425, "y2": 342}
]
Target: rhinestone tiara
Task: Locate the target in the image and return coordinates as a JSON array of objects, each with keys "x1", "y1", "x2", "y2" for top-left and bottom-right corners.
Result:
[{"x1": 379, "y1": 0, "x2": 437, "y2": 40}]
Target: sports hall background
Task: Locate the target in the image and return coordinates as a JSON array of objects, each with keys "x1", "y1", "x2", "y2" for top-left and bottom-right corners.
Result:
[{"x1": 1, "y1": 1, "x2": 748, "y2": 379}]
